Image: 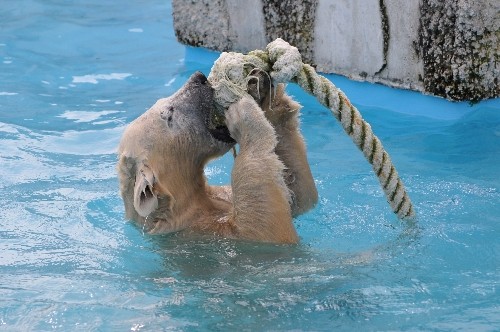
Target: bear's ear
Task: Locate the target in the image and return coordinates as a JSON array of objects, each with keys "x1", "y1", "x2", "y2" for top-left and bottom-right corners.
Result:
[{"x1": 133, "y1": 165, "x2": 158, "y2": 217}]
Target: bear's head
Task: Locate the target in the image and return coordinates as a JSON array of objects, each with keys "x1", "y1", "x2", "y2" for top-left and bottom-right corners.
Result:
[{"x1": 118, "y1": 72, "x2": 235, "y2": 225}]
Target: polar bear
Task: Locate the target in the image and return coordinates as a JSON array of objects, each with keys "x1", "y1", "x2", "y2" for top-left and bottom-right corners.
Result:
[{"x1": 117, "y1": 72, "x2": 317, "y2": 243}]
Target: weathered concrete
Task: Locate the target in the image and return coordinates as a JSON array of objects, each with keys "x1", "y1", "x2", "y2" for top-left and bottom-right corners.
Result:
[
  {"x1": 261, "y1": 0, "x2": 318, "y2": 64},
  {"x1": 382, "y1": 0, "x2": 424, "y2": 91},
  {"x1": 419, "y1": 0, "x2": 499, "y2": 101},
  {"x1": 314, "y1": 0, "x2": 386, "y2": 80},
  {"x1": 172, "y1": 0, "x2": 267, "y2": 53},
  {"x1": 312, "y1": 0, "x2": 424, "y2": 91},
  {"x1": 172, "y1": 0, "x2": 232, "y2": 51},
  {"x1": 172, "y1": 0, "x2": 499, "y2": 101},
  {"x1": 226, "y1": 0, "x2": 267, "y2": 52}
]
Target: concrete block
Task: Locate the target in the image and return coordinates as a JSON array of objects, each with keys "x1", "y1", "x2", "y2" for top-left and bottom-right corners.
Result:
[
  {"x1": 172, "y1": 0, "x2": 499, "y2": 101},
  {"x1": 314, "y1": 0, "x2": 385, "y2": 79}
]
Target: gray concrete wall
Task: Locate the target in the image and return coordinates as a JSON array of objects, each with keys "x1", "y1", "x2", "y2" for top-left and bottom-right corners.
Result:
[{"x1": 172, "y1": 0, "x2": 499, "y2": 101}]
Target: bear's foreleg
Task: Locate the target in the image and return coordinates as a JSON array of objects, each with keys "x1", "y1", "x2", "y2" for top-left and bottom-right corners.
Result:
[
  {"x1": 225, "y1": 96, "x2": 298, "y2": 243},
  {"x1": 264, "y1": 84, "x2": 318, "y2": 216}
]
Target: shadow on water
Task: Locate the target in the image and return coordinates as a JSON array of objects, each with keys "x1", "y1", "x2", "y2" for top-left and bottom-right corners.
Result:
[
  {"x1": 122, "y1": 218, "x2": 424, "y2": 329},
  {"x1": 142, "y1": 221, "x2": 421, "y2": 279}
]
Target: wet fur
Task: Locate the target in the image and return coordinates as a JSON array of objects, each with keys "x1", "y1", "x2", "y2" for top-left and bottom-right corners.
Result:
[{"x1": 117, "y1": 72, "x2": 317, "y2": 244}]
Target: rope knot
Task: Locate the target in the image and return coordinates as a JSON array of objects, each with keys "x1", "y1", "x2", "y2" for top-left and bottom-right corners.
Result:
[
  {"x1": 266, "y1": 38, "x2": 303, "y2": 83},
  {"x1": 208, "y1": 51, "x2": 269, "y2": 115}
]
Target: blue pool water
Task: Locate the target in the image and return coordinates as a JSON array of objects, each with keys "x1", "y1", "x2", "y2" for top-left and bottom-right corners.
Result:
[{"x1": 1, "y1": 1, "x2": 499, "y2": 330}]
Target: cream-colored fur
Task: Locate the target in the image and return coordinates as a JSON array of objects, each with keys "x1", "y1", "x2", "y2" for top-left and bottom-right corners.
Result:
[{"x1": 117, "y1": 72, "x2": 317, "y2": 244}]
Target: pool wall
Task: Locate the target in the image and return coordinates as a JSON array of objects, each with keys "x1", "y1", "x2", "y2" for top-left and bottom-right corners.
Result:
[{"x1": 172, "y1": 0, "x2": 499, "y2": 102}]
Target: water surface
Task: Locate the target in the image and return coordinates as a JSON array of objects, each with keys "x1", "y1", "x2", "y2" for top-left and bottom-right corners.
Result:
[{"x1": 1, "y1": 1, "x2": 499, "y2": 330}]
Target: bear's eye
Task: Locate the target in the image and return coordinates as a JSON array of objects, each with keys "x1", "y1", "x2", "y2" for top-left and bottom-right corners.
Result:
[{"x1": 161, "y1": 106, "x2": 174, "y2": 127}]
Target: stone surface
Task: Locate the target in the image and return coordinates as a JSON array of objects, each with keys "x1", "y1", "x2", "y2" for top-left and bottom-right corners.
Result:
[
  {"x1": 172, "y1": 0, "x2": 232, "y2": 51},
  {"x1": 226, "y1": 0, "x2": 267, "y2": 52},
  {"x1": 419, "y1": 0, "x2": 499, "y2": 101},
  {"x1": 314, "y1": 0, "x2": 385, "y2": 79},
  {"x1": 382, "y1": 0, "x2": 423, "y2": 91},
  {"x1": 261, "y1": 0, "x2": 318, "y2": 64},
  {"x1": 172, "y1": 0, "x2": 499, "y2": 101}
]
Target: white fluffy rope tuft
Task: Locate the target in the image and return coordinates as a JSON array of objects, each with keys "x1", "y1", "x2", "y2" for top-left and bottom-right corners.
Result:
[
  {"x1": 209, "y1": 52, "x2": 269, "y2": 115},
  {"x1": 266, "y1": 38, "x2": 303, "y2": 83},
  {"x1": 207, "y1": 38, "x2": 415, "y2": 220}
]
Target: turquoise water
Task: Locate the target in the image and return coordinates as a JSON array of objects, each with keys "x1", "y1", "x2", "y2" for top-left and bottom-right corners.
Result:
[{"x1": 1, "y1": 1, "x2": 499, "y2": 330}]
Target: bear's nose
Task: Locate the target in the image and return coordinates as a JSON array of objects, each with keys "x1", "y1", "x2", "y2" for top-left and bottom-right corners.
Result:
[{"x1": 189, "y1": 71, "x2": 208, "y2": 85}]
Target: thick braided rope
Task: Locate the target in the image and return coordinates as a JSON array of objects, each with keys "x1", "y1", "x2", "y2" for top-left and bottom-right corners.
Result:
[{"x1": 208, "y1": 38, "x2": 415, "y2": 219}]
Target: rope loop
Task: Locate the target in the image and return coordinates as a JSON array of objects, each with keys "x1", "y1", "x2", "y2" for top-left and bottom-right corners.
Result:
[{"x1": 207, "y1": 39, "x2": 415, "y2": 220}]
